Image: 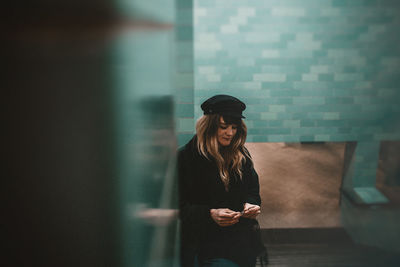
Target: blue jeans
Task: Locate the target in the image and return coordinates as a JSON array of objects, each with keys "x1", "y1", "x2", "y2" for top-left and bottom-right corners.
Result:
[{"x1": 199, "y1": 258, "x2": 240, "y2": 267}]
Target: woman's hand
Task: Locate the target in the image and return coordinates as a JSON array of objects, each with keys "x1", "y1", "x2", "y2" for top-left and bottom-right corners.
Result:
[
  {"x1": 242, "y1": 203, "x2": 260, "y2": 219},
  {"x1": 210, "y1": 208, "x2": 241, "y2": 227}
]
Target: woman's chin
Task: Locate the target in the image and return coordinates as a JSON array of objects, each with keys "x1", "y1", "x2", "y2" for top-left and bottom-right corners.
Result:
[{"x1": 218, "y1": 141, "x2": 231, "y2": 146}]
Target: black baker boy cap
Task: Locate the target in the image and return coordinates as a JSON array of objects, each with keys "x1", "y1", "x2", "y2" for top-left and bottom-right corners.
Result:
[{"x1": 201, "y1": 94, "x2": 246, "y2": 118}]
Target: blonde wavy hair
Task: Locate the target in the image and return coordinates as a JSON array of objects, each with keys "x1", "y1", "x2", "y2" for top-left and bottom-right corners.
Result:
[{"x1": 196, "y1": 114, "x2": 249, "y2": 190}]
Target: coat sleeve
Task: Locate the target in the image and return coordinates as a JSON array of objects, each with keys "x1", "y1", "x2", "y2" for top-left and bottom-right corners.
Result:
[
  {"x1": 178, "y1": 148, "x2": 213, "y2": 227},
  {"x1": 244, "y1": 152, "x2": 261, "y2": 206}
]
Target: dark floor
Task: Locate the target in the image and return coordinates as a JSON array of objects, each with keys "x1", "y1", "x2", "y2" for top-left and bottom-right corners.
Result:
[
  {"x1": 261, "y1": 243, "x2": 400, "y2": 267},
  {"x1": 257, "y1": 228, "x2": 400, "y2": 267}
]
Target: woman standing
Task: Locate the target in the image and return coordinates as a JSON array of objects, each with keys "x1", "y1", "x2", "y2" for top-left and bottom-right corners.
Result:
[{"x1": 178, "y1": 95, "x2": 267, "y2": 267}]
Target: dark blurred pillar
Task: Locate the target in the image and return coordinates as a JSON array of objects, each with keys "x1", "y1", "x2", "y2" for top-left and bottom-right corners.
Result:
[{"x1": 3, "y1": 2, "x2": 119, "y2": 267}]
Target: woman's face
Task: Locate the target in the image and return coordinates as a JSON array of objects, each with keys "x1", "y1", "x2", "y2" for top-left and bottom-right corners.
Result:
[{"x1": 217, "y1": 117, "x2": 238, "y2": 146}]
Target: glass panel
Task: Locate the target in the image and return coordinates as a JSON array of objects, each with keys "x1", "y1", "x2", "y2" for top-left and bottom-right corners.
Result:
[
  {"x1": 376, "y1": 141, "x2": 400, "y2": 204},
  {"x1": 112, "y1": 27, "x2": 178, "y2": 267}
]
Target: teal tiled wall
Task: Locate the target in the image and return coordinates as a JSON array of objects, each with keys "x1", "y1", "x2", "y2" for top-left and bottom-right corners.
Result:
[
  {"x1": 176, "y1": 0, "x2": 195, "y2": 146},
  {"x1": 193, "y1": 0, "x2": 400, "y2": 144}
]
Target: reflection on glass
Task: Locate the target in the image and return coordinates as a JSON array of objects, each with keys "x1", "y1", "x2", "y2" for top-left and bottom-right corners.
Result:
[
  {"x1": 113, "y1": 29, "x2": 178, "y2": 267},
  {"x1": 377, "y1": 141, "x2": 400, "y2": 204},
  {"x1": 119, "y1": 96, "x2": 178, "y2": 267}
]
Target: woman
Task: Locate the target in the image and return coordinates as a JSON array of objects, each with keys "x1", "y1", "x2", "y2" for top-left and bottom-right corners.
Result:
[{"x1": 178, "y1": 95, "x2": 267, "y2": 267}]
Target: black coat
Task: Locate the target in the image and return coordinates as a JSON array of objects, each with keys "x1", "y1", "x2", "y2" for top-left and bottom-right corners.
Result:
[{"x1": 178, "y1": 136, "x2": 266, "y2": 267}]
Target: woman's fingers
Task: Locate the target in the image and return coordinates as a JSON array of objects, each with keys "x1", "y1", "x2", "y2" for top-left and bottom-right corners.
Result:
[
  {"x1": 210, "y1": 208, "x2": 242, "y2": 226},
  {"x1": 245, "y1": 205, "x2": 260, "y2": 212},
  {"x1": 232, "y1": 213, "x2": 241, "y2": 220},
  {"x1": 244, "y1": 209, "x2": 260, "y2": 215},
  {"x1": 217, "y1": 210, "x2": 240, "y2": 226},
  {"x1": 243, "y1": 204, "x2": 260, "y2": 214},
  {"x1": 219, "y1": 212, "x2": 236, "y2": 218},
  {"x1": 220, "y1": 209, "x2": 240, "y2": 218},
  {"x1": 242, "y1": 204, "x2": 261, "y2": 218},
  {"x1": 213, "y1": 204, "x2": 261, "y2": 224},
  {"x1": 221, "y1": 208, "x2": 238, "y2": 214}
]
